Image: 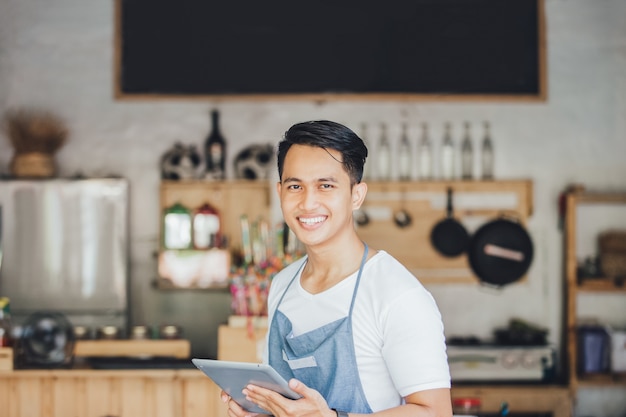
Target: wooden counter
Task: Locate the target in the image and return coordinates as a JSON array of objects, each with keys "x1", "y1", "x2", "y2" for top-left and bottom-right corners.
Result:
[
  {"x1": 0, "y1": 368, "x2": 222, "y2": 417},
  {"x1": 0, "y1": 368, "x2": 572, "y2": 417}
]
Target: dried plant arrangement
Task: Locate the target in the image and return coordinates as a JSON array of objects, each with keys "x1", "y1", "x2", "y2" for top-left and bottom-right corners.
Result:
[
  {"x1": 2, "y1": 108, "x2": 69, "y2": 177},
  {"x1": 3, "y1": 108, "x2": 68, "y2": 155}
]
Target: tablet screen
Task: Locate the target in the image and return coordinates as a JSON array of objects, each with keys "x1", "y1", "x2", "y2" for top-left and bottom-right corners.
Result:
[{"x1": 192, "y1": 358, "x2": 301, "y2": 414}]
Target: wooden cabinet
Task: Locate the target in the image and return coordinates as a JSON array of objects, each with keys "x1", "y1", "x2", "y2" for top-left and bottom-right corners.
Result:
[
  {"x1": 158, "y1": 180, "x2": 271, "y2": 288},
  {"x1": 0, "y1": 369, "x2": 220, "y2": 417},
  {"x1": 563, "y1": 189, "x2": 626, "y2": 394}
]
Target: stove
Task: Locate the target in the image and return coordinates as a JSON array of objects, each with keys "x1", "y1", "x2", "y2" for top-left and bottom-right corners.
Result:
[{"x1": 446, "y1": 345, "x2": 555, "y2": 382}]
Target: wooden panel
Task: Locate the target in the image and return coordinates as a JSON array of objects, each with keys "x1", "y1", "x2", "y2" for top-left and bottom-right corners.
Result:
[
  {"x1": 85, "y1": 377, "x2": 119, "y2": 417},
  {"x1": 357, "y1": 180, "x2": 533, "y2": 283},
  {"x1": 217, "y1": 325, "x2": 266, "y2": 363},
  {"x1": 181, "y1": 375, "x2": 218, "y2": 417}
]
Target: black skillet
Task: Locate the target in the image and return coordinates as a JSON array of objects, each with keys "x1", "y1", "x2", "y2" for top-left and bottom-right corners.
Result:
[
  {"x1": 430, "y1": 188, "x2": 469, "y2": 257},
  {"x1": 467, "y1": 215, "x2": 534, "y2": 287}
]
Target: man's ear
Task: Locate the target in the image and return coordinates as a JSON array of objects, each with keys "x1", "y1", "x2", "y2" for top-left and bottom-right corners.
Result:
[{"x1": 352, "y1": 182, "x2": 368, "y2": 210}]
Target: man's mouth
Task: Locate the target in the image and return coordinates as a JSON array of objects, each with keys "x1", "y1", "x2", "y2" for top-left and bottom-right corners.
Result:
[{"x1": 298, "y1": 216, "x2": 327, "y2": 225}]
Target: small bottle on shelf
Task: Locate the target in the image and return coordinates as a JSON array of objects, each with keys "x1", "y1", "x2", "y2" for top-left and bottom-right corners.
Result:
[
  {"x1": 163, "y1": 202, "x2": 193, "y2": 250},
  {"x1": 440, "y1": 122, "x2": 455, "y2": 180},
  {"x1": 481, "y1": 121, "x2": 494, "y2": 180},
  {"x1": 192, "y1": 202, "x2": 221, "y2": 249},
  {"x1": 204, "y1": 109, "x2": 227, "y2": 180},
  {"x1": 0, "y1": 297, "x2": 12, "y2": 348},
  {"x1": 417, "y1": 122, "x2": 433, "y2": 180},
  {"x1": 377, "y1": 123, "x2": 392, "y2": 181},
  {"x1": 460, "y1": 121, "x2": 473, "y2": 180},
  {"x1": 398, "y1": 123, "x2": 412, "y2": 181}
]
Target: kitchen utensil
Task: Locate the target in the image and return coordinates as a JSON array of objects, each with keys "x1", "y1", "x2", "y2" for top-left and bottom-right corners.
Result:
[
  {"x1": 354, "y1": 208, "x2": 370, "y2": 227},
  {"x1": 430, "y1": 188, "x2": 469, "y2": 257},
  {"x1": 467, "y1": 214, "x2": 533, "y2": 286},
  {"x1": 393, "y1": 189, "x2": 412, "y2": 228}
]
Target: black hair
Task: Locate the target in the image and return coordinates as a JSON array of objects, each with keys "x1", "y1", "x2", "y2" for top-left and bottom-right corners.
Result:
[{"x1": 277, "y1": 120, "x2": 368, "y2": 185}]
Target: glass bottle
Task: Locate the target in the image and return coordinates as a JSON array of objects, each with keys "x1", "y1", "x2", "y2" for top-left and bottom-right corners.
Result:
[
  {"x1": 204, "y1": 109, "x2": 227, "y2": 180},
  {"x1": 360, "y1": 123, "x2": 371, "y2": 180},
  {"x1": 398, "y1": 123, "x2": 412, "y2": 180},
  {"x1": 163, "y1": 202, "x2": 192, "y2": 250},
  {"x1": 460, "y1": 121, "x2": 473, "y2": 180},
  {"x1": 440, "y1": 122, "x2": 455, "y2": 180},
  {"x1": 193, "y1": 202, "x2": 221, "y2": 249},
  {"x1": 0, "y1": 297, "x2": 12, "y2": 348},
  {"x1": 481, "y1": 121, "x2": 494, "y2": 179},
  {"x1": 417, "y1": 122, "x2": 433, "y2": 180},
  {"x1": 377, "y1": 123, "x2": 392, "y2": 181}
]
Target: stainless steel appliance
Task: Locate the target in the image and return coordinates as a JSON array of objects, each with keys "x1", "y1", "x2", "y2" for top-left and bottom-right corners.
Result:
[
  {"x1": 0, "y1": 178, "x2": 129, "y2": 335},
  {"x1": 447, "y1": 345, "x2": 555, "y2": 382}
]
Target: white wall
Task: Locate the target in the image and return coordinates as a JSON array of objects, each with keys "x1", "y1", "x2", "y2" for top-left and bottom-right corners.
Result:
[{"x1": 0, "y1": 0, "x2": 625, "y2": 415}]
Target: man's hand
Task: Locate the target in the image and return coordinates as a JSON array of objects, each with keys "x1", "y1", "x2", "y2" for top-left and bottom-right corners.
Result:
[{"x1": 236, "y1": 378, "x2": 334, "y2": 417}]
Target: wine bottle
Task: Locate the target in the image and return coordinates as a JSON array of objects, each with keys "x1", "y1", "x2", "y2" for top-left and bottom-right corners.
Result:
[
  {"x1": 398, "y1": 123, "x2": 412, "y2": 181},
  {"x1": 440, "y1": 122, "x2": 455, "y2": 180},
  {"x1": 460, "y1": 121, "x2": 473, "y2": 180},
  {"x1": 481, "y1": 121, "x2": 494, "y2": 179},
  {"x1": 377, "y1": 123, "x2": 391, "y2": 180},
  {"x1": 417, "y1": 122, "x2": 433, "y2": 180},
  {"x1": 204, "y1": 109, "x2": 226, "y2": 180}
]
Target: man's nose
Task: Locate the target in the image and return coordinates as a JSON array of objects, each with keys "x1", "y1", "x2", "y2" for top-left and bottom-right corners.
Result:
[{"x1": 300, "y1": 188, "x2": 319, "y2": 209}]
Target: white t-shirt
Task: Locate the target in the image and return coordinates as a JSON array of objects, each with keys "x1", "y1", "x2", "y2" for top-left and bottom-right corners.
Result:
[{"x1": 264, "y1": 250, "x2": 451, "y2": 412}]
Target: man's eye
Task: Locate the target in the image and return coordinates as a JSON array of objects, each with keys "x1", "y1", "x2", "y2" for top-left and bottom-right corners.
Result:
[
  {"x1": 288, "y1": 184, "x2": 301, "y2": 190},
  {"x1": 320, "y1": 184, "x2": 333, "y2": 189}
]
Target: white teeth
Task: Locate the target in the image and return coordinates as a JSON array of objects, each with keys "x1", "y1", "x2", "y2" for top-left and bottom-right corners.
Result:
[{"x1": 299, "y1": 216, "x2": 325, "y2": 225}]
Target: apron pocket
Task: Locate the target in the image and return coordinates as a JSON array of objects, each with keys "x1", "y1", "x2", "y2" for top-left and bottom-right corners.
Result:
[{"x1": 283, "y1": 351, "x2": 318, "y2": 370}]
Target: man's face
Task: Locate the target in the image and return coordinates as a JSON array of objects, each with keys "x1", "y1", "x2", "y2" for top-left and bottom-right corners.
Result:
[{"x1": 277, "y1": 144, "x2": 365, "y2": 249}]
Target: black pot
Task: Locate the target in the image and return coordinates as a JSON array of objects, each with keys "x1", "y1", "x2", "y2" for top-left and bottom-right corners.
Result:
[{"x1": 467, "y1": 216, "x2": 534, "y2": 287}]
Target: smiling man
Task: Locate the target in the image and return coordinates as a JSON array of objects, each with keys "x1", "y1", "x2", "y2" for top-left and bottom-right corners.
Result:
[{"x1": 222, "y1": 120, "x2": 452, "y2": 417}]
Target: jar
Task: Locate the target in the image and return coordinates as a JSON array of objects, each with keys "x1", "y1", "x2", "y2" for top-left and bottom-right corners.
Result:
[
  {"x1": 97, "y1": 326, "x2": 120, "y2": 340},
  {"x1": 130, "y1": 325, "x2": 150, "y2": 340},
  {"x1": 452, "y1": 397, "x2": 481, "y2": 416}
]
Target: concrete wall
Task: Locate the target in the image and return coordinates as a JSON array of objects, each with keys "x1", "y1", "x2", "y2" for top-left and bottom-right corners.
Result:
[{"x1": 0, "y1": 0, "x2": 625, "y2": 415}]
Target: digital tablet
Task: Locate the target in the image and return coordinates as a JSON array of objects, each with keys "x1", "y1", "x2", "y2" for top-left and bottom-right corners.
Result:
[{"x1": 192, "y1": 358, "x2": 301, "y2": 414}]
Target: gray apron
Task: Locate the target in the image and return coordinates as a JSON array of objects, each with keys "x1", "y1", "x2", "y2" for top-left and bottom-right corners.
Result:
[{"x1": 268, "y1": 245, "x2": 372, "y2": 414}]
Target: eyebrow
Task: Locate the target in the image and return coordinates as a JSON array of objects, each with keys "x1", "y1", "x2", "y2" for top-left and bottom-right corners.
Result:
[{"x1": 282, "y1": 176, "x2": 339, "y2": 184}]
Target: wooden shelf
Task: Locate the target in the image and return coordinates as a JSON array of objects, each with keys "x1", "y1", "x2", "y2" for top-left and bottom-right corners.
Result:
[
  {"x1": 74, "y1": 339, "x2": 191, "y2": 359},
  {"x1": 576, "y1": 278, "x2": 626, "y2": 292},
  {"x1": 158, "y1": 180, "x2": 272, "y2": 288},
  {"x1": 563, "y1": 188, "x2": 626, "y2": 396},
  {"x1": 576, "y1": 372, "x2": 626, "y2": 386},
  {"x1": 358, "y1": 179, "x2": 533, "y2": 283}
]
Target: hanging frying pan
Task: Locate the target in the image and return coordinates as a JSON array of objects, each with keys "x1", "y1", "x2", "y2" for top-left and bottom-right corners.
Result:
[
  {"x1": 467, "y1": 215, "x2": 534, "y2": 287},
  {"x1": 430, "y1": 188, "x2": 469, "y2": 257}
]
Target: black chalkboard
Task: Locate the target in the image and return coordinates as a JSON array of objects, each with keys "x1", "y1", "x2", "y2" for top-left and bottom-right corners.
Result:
[{"x1": 115, "y1": 0, "x2": 545, "y2": 100}]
